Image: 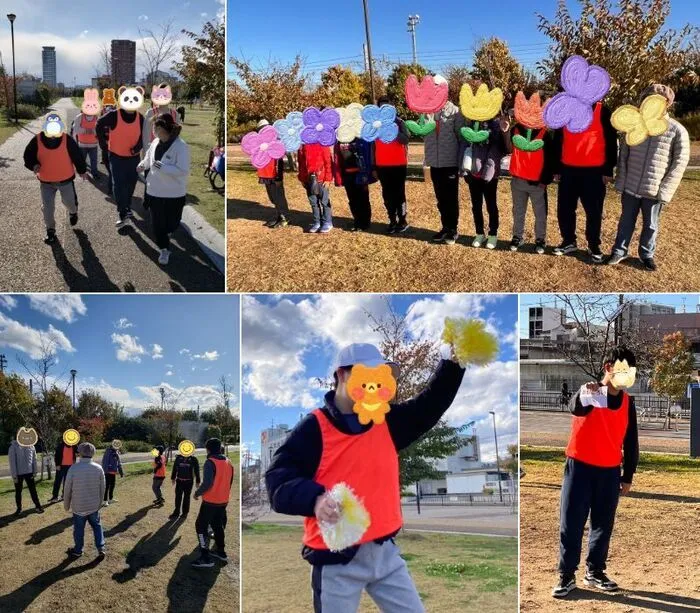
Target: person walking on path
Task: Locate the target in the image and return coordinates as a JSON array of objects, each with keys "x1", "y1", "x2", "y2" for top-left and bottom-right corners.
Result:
[
  {"x1": 101, "y1": 442, "x2": 124, "y2": 506},
  {"x1": 9, "y1": 437, "x2": 44, "y2": 515},
  {"x1": 256, "y1": 119, "x2": 290, "y2": 229},
  {"x1": 169, "y1": 450, "x2": 201, "y2": 520},
  {"x1": 298, "y1": 143, "x2": 334, "y2": 234},
  {"x1": 71, "y1": 88, "x2": 102, "y2": 179},
  {"x1": 152, "y1": 445, "x2": 167, "y2": 505},
  {"x1": 137, "y1": 113, "x2": 191, "y2": 265},
  {"x1": 23, "y1": 113, "x2": 87, "y2": 245},
  {"x1": 64, "y1": 442, "x2": 107, "y2": 559},
  {"x1": 48, "y1": 439, "x2": 78, "y2": 503},
  {"x1": 143, "y1": 83, "x2": 178, "y2": 152},
  {"x1": 607, "y1": 84, "x2": 690, "y2": 272},
  {"x1": 192, "y1": 438, "x2": 234, "y2": 568},
  {"x1": 334, "y1": 137, "x2": 375, "y2": 232}
]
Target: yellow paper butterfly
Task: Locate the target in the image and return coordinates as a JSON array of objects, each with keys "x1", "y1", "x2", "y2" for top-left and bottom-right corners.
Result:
[{"x1": 611, "y1": 94, "x2": 669, "y2": 147}]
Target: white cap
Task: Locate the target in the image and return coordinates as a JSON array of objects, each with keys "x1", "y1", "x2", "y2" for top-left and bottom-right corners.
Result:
[
  {"x1": 257, "y1": 119, "x2": 270, "y2": 128},
  {"x1": 333, "y1": 343, "x2": 399, "y2": 376}
]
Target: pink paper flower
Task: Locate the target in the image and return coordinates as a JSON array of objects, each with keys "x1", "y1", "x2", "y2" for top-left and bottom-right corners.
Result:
[
  {"x1": 405, "y1": 74, "x2": 449, "y2": 114},
  {"x1": 241, "y1": 126, "x2": 286, "y2": 169}
]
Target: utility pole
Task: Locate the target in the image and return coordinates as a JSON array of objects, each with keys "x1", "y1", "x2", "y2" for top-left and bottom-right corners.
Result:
[
  {"x1": 361, "y1": 0, "x2": 376, "y2": 103},
  {"x1": 70, "y1": 369, "x2": 77, "y2": 408},
  {"x1": 0, "y1": 354, "x2": 7, "y2": 374},
  {"x1": 614, "y1": 293, "x2": 624, "y2": 346},
  {"x1": 160, "y1": 386, "x2": 166, "y2": 410},
  {"x1": 6, "y1": 13, "x2": 18, "y2": 124},
  {"x1": 489, "y1": 410, "x2": 504, "y2": 503},
  {"x1": 407, "y1": 14, "x2": 420, "y2": 65}
]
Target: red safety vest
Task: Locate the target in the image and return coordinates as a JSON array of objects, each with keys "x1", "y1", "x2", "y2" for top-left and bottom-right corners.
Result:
[
  {"x1": 303, "y1": 409, "x2": 402, "y2": 550},
  {"x1": 374, "y1": 139, "x2": 408, "y2": 167},
  {"x1": 509, "y1": 128, "x2": 546, "y2": 182},
  {"x1": 257, "y1": 158, "x2": 277, "y2": 180},
  {"x1": 76, "y1": 114, "x2": 98, "y2": 145},
  {"x1": 561, "y1": 102, "x2": 606, "y2": 168},
  {"x1": 61, "y1": 445, "x2": 75, "y2": 467},
  {"x1": 108, "y1": 110, "x2": 141, "y2": 157},
  {"x1": 154, "y1": 456, "x2": 167, "y2": 478},
  {"x1": 566, "y1": 391, "x2": 629, "y2": 468},
  {"x1": 37, "y1": 134, "x2": 74, "y2": 183},
  {"x1": 202, "y1": 457, "x2": 234, "y2": 504}
]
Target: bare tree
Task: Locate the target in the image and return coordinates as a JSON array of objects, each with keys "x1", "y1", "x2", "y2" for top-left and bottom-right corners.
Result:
[
  {"x1": 241, "y1": 447, "x2": 267, "y2": 524},
  {"x1": 93, "y1": 42, "x2": 113, "y2": 86},
  {"x1": 139, "y1": 19, "x2": 181, "y2": 90}
]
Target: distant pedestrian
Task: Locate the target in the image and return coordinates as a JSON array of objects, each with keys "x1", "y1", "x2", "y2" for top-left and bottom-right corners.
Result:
[
  {"x1": 101, "y1": 441, "x2": 124, "y2": 506},
  {"x1": 9, "y1": 433, "x2": 44, "y2": 515},
  {"x1": 48, "y1": 438, "x2": 78, "y2": 503},
  {"x1": 152, "y1": 445, "x2": 167, "y2": 505},
  {"x1": 169, "y1": 449, "x2": 201, "y2": 520}
]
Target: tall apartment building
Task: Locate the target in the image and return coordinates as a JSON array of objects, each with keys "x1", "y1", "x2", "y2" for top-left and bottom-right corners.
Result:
[
  {"x1": 111, "y1": 39, "x2": 136, "y2": 85},
  {"x1": 42, "y1": 46, "x2": 56, "y2": 87}
]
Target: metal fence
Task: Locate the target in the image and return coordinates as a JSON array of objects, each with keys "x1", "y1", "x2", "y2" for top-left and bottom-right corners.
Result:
[{"x1": 402, "y1": 492, "x2": 515, "y2": 507}]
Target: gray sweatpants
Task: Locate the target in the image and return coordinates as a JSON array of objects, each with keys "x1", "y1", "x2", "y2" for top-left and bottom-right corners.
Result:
[
  {"x1": 40, "y1": 181, "x2": 77, "y2": 230},
  {"x1": 311, "y1": 540, "x2": 424, "y2": 613},
  {"x1": 611, "y1": 192, "x2": 662, "y2": 259},
  {"x1": 511, "y1": 177, "x2": 547, "y2": 241}
]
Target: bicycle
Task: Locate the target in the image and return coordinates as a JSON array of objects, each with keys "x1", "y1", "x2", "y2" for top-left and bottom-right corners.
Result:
[{"x1": 205, "y1": 145, "x2": 225, "y2": 193}]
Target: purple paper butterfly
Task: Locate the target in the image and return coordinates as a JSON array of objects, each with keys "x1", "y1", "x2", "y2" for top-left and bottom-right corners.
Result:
[
  {"x1": 543, "y1": 55, "x2": 611, "y2": 133},
  {"x1": 241, "y1": 126, "x2": 286, "y2": 169},
  {"x1": 301, "y1": 107, "x2": 341, "y2": 146}
]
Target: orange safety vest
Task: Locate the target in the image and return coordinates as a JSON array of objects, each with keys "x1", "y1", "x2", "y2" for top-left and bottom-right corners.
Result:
[
  {"x1": 509, "y1": 128, "x2": 546, "y2": 182},
  {"x1": 374, "y1": 139, "x2": 408, "y2": 167},
  {"x1": 37, "y1": 134, "x2": 74, "y2": 183},
  {"x1": 303, "y1": 409, "x2": 402, "y2": 550},
  {"x1": 202, "y1": 457, "x2": 234, "y2": 504},
  {"x1": 561, "y1": 102, "x2": 606, "y2": 168},
  {"x1": 61, "y1": 445, "x2": 75, "y2": 467},
  {"x1": 154, "y1": 456, "x2": 167, "y2": 478},
  {"x1": 108, "y1": 110, "x2": 141, "y2": 157},
  {"x1": 76, "y1": 114, "x2": 98, "y2": 146},
  {"x1": 566, "y1": 391, "x2": 629, "y2": 468}
]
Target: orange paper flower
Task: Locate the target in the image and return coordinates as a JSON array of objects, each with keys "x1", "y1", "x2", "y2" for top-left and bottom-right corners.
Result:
[{"x1": 514, "y1": 92, "x2": 546, "y2": 129}]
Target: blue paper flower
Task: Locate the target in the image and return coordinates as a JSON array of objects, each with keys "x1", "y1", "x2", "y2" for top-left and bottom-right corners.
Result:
[
  {"x1": 360, "y1": 104, "x2": 399, "y2": 144},
  {"x1": 273, "y1": 111, "x2": 304, "y2": 152}
]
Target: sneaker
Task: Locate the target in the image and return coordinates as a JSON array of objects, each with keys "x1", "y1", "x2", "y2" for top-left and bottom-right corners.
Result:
[
  {"x1": 191, "y1": 556, "x2": 215, "y2": 569},
  {"x1": 307, "y1": 223, "x2": 321, "y2": 234},
  {"x1": 553, "y1": 242, "x2": 577, "y2": 256},
  {"x1": 509, "y1": 237, "x2": 523, "y2": 252},
  {"x1": 209, "y1": 549, "x2": 228, "y2": 562},
  {"x1": 158, "y1": 249, "x2": 171, "y2": 265},
  {"x1": 115, "y1": 217, "x2": 127, "y2": 228},
  {"x1": 431, "y1": 230, "x2": 447, "y2": 243},
  {"x1": 386, "y1": 222, "x2": 397, "y2": 234},
  {"x1": 348, "y1": 226, "x2": 364, "y2": 233},
  {"x1": 606, "y1": 253, "x2": 627, "y2": 265},
  {"x1": 535, "y1": 239, "x2": 546, "y2": 255},
  {"x1": 395, "y1": 221, "x2": 410, "y2": 234},
  {"x1": 642, "y1": 258, "x2": 657, "y2": 272},
  {"x1": 97, "y1": 547, "x2": 106, "y2": 558},
  {"x1": 271, "y1": 217, "x2": 288, "y2": 229},
  {"x1": 472, "y1": 234, "x2": 486, "y2": 248},
  {"x1": 125, "y1": 209, "x2": 134, "y2": 219},
  {"x1": 584, "y1": 570, "x2": 619, "y2": 592},
  {"x1": 13, "y1": 509, "x2": 21, "y2": 516},
  {"x1": 589, "y1": 248, "x2": 604, "y2": 264},
  {"x1": 442, "y1": 231, "x2": 458, "y2": 246},
  {"x1": 102, "y1": 501, "x2": 110, "y2": 507},
  {"x1": 69, "y1": 212, "x2": 78, "y2": 226},
  {"x1": 67, "y1": 548, "x2": 83, "y2": 559},
  {"x1": 486, "y1": 235, "x2": 498, "y2": 250},
  {"x1": 169, "y1": 512, "x2": 179, "y2": 520},
  {"x1": 47, "y1": 497, "x2": 59, "y2": 504},
  {"x1": 552, "y1": 573, "x2": 576, "y2": 598},
  {"x1": 44, "y1": 229, "x2": 57, "y2": 245},
  {"x1": 264, "y1": 217, "x2": 278, "y2": 228},
  {"x1": 35, "y1": 506, "x2": 44, "y2": 514},
  {"x1": 319, "y1": 222, "x2": 333, "y2": 234}
]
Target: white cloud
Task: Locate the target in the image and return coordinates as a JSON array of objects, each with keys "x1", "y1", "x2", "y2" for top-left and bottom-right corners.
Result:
[
  {"x1": 111, "y1": 333, "x2": 146, "y2": 363},
  {"x1": 79, "y1": 379, "x2": 133, "y2": 407},
  {"x1": 0, "y1": 313, "x2": 74, "y2": 359},
  {"x1": 0, "y1": 296, "x2": 17, "y2": 310},
  {"x1": 201, "y1": 12, "x2": 208, "y2": 17},
  {"x1": 166, "y1": 370, "x2": 174, "y2": 376},
  {"x1": 136, "y1": 383, "x2": 238, "y2": 415},
  {"x1": 28, "y1": 295, "x2": 87, "y2": 323},
  {"x1": 151, "y1": 343, "x2": 164, "y2": 360},
  {"x1": 115, "y1": 318, "x2": 134, "y2": 330},
  {"x1": 179, "y1": 348, "x2": 191, "y2": 355},
  {"x1": 193, "y1": 350, "x2": 219, "y2": 361},
  {"x1": 79, "y1": 30, "x2": 89, "y2": 38},
  {"x1": 138, "y1": 14, "x2": 149, "y2": 20}
]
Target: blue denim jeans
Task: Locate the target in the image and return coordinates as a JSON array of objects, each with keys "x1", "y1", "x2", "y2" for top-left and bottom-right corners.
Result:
[
  {"x1": 73, "y1": 511, "x2": 105, "y2": 554},
  {"x1": 612, "y1": 192, "x2": 662, "y2": 259},
  {"x1": 306, "y1": 182, "x2": 332, "y2": 225},
  {"x1": 80, "y1": 146, "x2": 99, "y2": 175},
  {"x1": 109, "y1": 154, "x2": 139, "y2": 217}
]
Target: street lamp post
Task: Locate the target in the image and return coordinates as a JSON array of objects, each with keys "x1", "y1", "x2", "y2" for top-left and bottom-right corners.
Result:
[
  {"x1": 407, "y1": 14, "x2": 420, "y2": 65},
  {"x1": 361, "y1": 0, "x2": 376, "y2": 103},
  {"x1": 70, "y1": 369, "x2": 77, "y2": 408},
  {"x1": 489, "y1": 410, "x2": 504, "y2": 503},
  {"x1": 7, "y1": 13, "x2": 18, "y2": 124}
]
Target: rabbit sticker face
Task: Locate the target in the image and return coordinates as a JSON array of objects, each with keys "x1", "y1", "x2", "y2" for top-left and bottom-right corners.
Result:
[
  {"x1": 118, "y1": 85, "x2": 144, "y2": 111},
  {"x1": 81, "y1": 88, "x2": 101, "y2": 116},
  {"x1": 151, "y1": 83, "x2": 172, "y2": 107}
]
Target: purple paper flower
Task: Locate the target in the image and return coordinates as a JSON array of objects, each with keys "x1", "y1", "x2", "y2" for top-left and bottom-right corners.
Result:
[
  {"x1": 241, "y1": 126, "x2": 286, "y2": 169},
  {"x1": 301, "y1": 107, "x2": 340, "y2": 146},
  {"x1": 360, "y1": 104, "x2": 399, "y2": 144},
  {"x1": 543, "y1": 55, "x2": 611, "y2": 133}
]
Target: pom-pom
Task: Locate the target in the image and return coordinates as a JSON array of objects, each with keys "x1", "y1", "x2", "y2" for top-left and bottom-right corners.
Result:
[
  {"x1": 442, "y1": 317, "x2": 499, "y2": 367},
  {"x1": 319, "y1": 483, "x2": 371, "y2": 552}
]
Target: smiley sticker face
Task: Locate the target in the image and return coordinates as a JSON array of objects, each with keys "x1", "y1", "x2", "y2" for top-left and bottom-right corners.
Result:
[
  {"x1": 63, "y1": 429, "x2": 80, "y2": 446},
  {"x1": 112, "y1": 439, "x2": 123, "y2": 450},
  {"x1": 16, "y1": 427, "x2": 38, "y2": 447},
  {"x1": 151, "y1": 448, "x2": 159, "y2": 457},
  {"x1": 178, "y1": 440, "x2": 195, "y2": 457}
]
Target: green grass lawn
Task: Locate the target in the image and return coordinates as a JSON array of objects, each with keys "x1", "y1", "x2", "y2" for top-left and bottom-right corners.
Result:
[{"x1": 0, "y1": 115, "x2": 29, "y2": 146}]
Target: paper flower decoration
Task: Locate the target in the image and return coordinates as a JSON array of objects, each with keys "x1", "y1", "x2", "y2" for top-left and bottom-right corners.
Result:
[
  {"x1": 301, "y1": 107, "x2": 341, "y2": 146},
  {"x1": 241, "y1": 125, "x2": 286, "y2": 169},
  {"x1": 319, "y1": 483, "x2": 371, "y2": 552},
  {"x1": 405, "y1": 74, "x2": 448, "y2": 137},
  {"x1": 336, "y1": 103, "x2": 364, "y2": 143},
  {"x1": 360, "y1": 104, "x2": 399, "y2": 144},
  {"x1": 542, "y1": 55, "x2": 611, "y2": 133},
  {"x1": 460, "y1": 83, "x2": 504, "y2": 122},
  {"x1": 442, "y1": 317, "x2": 499, "y2": 368},
  {"x1": 512, "y1": 92, "x2": 547, "y2": 152},
  {"x1": 611, "y1": 94, "x2": 669, "y2": 147},
  {"x1": 273, "y1": 111, "x2": 304, "y2": 153}
]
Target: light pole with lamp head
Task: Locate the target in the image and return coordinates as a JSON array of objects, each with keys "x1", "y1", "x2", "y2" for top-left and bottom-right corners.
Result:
[
  {"x1": 70, "y1": 369, "x2": 77, "y2": 408},
  {"x1": 361, "y1": 0, "x2": 376, "y2": 103},
  {"x1": 489, "y1": 410, "x2": 504, "y2": 502},
  {"x1": 407, "y1": 14, "x2": 420, "y2": 65},
  {"x1": 7, "y1": 13, "x2": 18, "y2": 124}
]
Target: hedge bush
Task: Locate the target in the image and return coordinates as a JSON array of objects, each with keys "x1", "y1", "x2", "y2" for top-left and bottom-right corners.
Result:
[
  {"x1": 678, "y1": 113, "x2": 700, "y2": 141},
  {"x1": 228, "y1": 120, "x2": 257, "y2": 143},
  {"x1": 4, "y1": 103, "x2": 42, "y2": 120}
]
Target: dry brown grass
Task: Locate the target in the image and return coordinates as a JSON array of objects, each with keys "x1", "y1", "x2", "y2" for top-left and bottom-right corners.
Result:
[{"x1": 227, "y1": 167, "x2": 700, "y2": 293}]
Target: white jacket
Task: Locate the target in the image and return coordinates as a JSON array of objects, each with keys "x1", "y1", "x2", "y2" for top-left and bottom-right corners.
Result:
[{"x1": 138, "y1": 136, "x2": 190, "y2": 199}]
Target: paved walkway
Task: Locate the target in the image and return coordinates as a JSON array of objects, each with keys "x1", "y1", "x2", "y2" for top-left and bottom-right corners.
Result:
[{"x1": 0, "y1": 99, "x2": 223, "y2": 291}]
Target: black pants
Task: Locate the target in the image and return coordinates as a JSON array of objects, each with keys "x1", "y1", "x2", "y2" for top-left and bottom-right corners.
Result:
[
  {"x1": 104, "y1": 473, "x2": 116, "y2": 501},
  {"x1": 343, "y1": 177, "x2": 371, "y2": 229},
  {"x1": 148, "y1": 195, "x2": 186, "y2": 249},
  {"x1": 559, "y1": 458, "x2": 620, "y2": 575},
  {"x1": 196, "y1": 502, "x2": 227, "y2": 558},
  {"x1": 430, "y1": 167, "x2": 459, "y2": 232},
  {"x1": 376, "y1": 166, "x2": 407, "y2": 223},
  {"x1": 15, "y1": 473, "x2": 41, "y2": 510},
  {"x1": 557, "y1": 171, "x2": 606, "y2": 250},
  {"x1": 174, "y1": 479, "x2": 194, "y2": 516},
  {"x1": 466, "y1": 174, "x2": 499, "y2": 235},
  {"x1": 264, "y1": 181, "x2": 289, "y2": 215},
  {"x1": 52, "y1": 465, "x2": 69, "y2": 499}
]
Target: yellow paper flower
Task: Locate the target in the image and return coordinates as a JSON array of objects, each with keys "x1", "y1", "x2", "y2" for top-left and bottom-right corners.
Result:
[
  {"x1": 319, "y1": 483, "x2": 371, "y2": 552},
  {"x1": 611, "y1": 94, "x2": 669, "y2": 147},
  {"x1": 459, "y1": 83, "x2": 504, "y2": 121},
  {"x1": 442, "y1": 317, "x2": 499, "y2": 367}
]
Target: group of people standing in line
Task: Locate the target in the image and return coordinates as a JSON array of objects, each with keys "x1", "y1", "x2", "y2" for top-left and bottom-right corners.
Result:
[
  {"x1": 22, "y1": 85, "x2": 191, "y2": 266},
  {"x1": 255, "y1": 83, "x2": 689, "y2": 271}
]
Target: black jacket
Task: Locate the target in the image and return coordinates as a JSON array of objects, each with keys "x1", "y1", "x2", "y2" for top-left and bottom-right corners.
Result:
[
  {"x1": 171, "y1": 454, "x2": 201, "y2": 484},
  {"x1": 96, "y1": 109, "x2": 144, "y2": 157},
  {"x1": 23, "y1": 133, "x2": 86, "y2": 183},
  {"x1": 265, "y1": 359, "x2": 465, "y2": 565},
  {"x1": 54, "y1": 442, "x2": 78, "y2": 467}
]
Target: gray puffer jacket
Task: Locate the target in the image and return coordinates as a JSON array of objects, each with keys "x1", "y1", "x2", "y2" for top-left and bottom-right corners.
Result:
[
  {"x1": 8, "y1": 440, "x2": 37, "y2": 478},
  {"x1": 423, "y1": 101, "x2": 466, "y2": 168},
  {"x1": 615, "y1": 118, "x2": 690, "y2": 203}
]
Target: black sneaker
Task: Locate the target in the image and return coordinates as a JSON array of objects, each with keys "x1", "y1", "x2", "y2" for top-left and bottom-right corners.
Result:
[
  {"x1": 97, "y1": 548, "x2": 106, "y2": 558},
  {"x1": 70, "y1": 212, "x2": 78, "y2": 226},
  {"x1": 264, "y1": 217, "x2": 278, "y2": 227},
  {"x1": 509, "y1": 236, "x2": 523, "y2": 252},
  {"x1": 169, "y1": 512, "x2": 179, "y2": 520},
  {"x1": 553, "y1": 242, "x2": 577, "y2": 256},
  {"x1": 210, "y1": 549, "x2": 228, "y2": 562},
  {"x1": 535, "y1": 239, "x2": 546, "y2": 255},
  {"x1": 13, "y1": 508, "x2": 21, "y2": 516},
  {"x1": 192, "y1": 556, "x2": 215, "y2": 569},
  {"x1": 642, "y1": 258, "x2": 657, "y2": 271},
  {"x1": 395, "y1": 221, "x2": 410, "y2": 233},
  {"x1": 271, "y1": 217, "x2": 288, "y2": 229},
  {"x1": 44, "y1": 229, "x2": 57, "y2": 245},
  {"x1": 584, "y1": 570, "x2": 619, "y2": 592},
  {"x1": 552, "y1": 573, "x2": 576, "y2": 598},
  {"x1": 387, "y1": 222, "x2": 397, "y2": 234},
  {"x1": 35, "y1": 506, "x2": 44, "y2": 514},
  {"x1": 607, "y1": 253, "x2": 627, "y2": 265},
  {"x1": 67, "y1": 548, "x2": 83, "y2": 559},
  {"x1": 442, "y1": 231, "x2": 458, "y2": 245},
  {"x1": 431, "y1": 230, "x2": 447, "y2": 243},
  {"x1": 589, "y1": 248, "x2": 604, "y2": 264}
]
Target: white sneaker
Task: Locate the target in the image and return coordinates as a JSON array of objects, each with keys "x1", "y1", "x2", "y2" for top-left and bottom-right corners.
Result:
[
  {"x1": 102, "y1": 501, "x2": 109, "y2": 507},
  {"x1": 115, "y1": 217, "x2": 127, "y2": 228},
  {"x1": 472, "y1": 234, "x2": 486, "y2": 248},
  {"x1": 158, "y1": 249, "x2": 171, "y2": 265},
  {"x1": 486, "y1": 235, "x2": 498, "y2": 249}
]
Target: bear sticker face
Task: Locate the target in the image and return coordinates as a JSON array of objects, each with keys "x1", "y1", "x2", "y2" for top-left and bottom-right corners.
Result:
[
  {"x1": 610, "y1": 359, "x2": 636, "y2": 390},
  {"x1": 17, "y1": 427, "x2": 38, "y2": 447},
  {"x1": 81, "y1": 88, "x2": 101, "y2": 116},
  {"x1": 63, "y1": 429, "x2": 80, "y2": 446},
  {"x1": 102, "y1": 88, "x2": 117, "y2": 107},
  {"x1": 178, "y1": 440, "x2": 195, "y2": 457},
  {"x1": 347, "y1": 363, "x2": 397, "y2": 426},
  {"x1": 43, "y1": 113, "x2": 64, "y2": 138},
  {"x1": 151, "y1": 83, "x2": 172, "y2": 107},
  {"x1": 118, "y1": 85, "x2": 144, "y2": 111}
]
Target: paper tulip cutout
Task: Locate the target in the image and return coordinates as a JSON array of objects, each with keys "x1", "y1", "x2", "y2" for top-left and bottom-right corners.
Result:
[
  {"x1": 319, "y1": 483, "x2": 371, "y2": 552},
  {"x1": 241, "y1": 126, "x2": 286, "y2": 169},
  {"x1": 301, "y1": 107, "x2": 341, "y2": 146},
  {"x1": 512, "y1": 92, "x2": 546, "y2": 151},
  {"x1": 543, "y1": 55, "x2": 611, "y2": 133},
  {"x1": 336, "y1": 103, "x2": 364, "y2": 143},
  {"x1": 360, "y1": 104, "x2": 399, "y2": 144},
  {"x1": 611, "y1": 94, "x2": 669, "y2": 146},
  {"x1": 273, "y1": 111, "x2": 304, "y2": 152},
  {"x1": 459, "y1": 84, "x2": 503, "y2": 143},
  {"x1": 348, "y1": 363, "x2": 397, "y2": 425},
  {"x1": 442, "y1": 317, "x2": 499, "y2": 368},
  {"x1": 404, "y1": 74, "x2": 449, "y2": 137}
]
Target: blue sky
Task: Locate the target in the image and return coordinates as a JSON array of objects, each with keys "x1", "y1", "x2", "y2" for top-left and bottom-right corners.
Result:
[
  {"x1": 241, "y1": 293, "x2": 518, "y2": 461},
  {"x1": 0, "y1": 294, "x2": 239, "y2": 414},
  {"x1": 228, "y1": 0, "x2": 698, "y2": 79},
  {"x1": 0, "y1": 0, "x2": 224, "y2": 84}
]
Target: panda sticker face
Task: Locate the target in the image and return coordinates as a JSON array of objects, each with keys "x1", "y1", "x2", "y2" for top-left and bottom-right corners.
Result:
[
  {"x1": 43, "y1": 113, "x2": 65, "y2": 138},
  {"x1": 118, "y1": 85, "x2": 145, "y2": 111}
]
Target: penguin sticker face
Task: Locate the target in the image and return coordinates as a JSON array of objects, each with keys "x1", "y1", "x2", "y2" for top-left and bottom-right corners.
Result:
[
  {"x1": 118, "y1": 85, "x2": 145, "y2": 111},
  {"x1": 43, "y1": 113, "x2": 65, "y2": 138},
  {"x1": 17, "y1": 427, "x2": 39, "y2": 447}
]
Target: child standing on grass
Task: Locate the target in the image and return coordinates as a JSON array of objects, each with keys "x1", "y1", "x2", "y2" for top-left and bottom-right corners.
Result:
[
  {"x1": 48, "y1": 438, "x2": 78, "y2": 503},
  {"x1": 256, "y1": 119, "x2": 290, "y2": 229},
  {"x1": 9, "y1": 436, "x2": 44, "y2": 515},
  {"x1": 553, "y1": 346, "x2": 639, "y2": 599},
  {"x1": 170, "y1": 449, "x2": 201, "y2": 520},
  {"x1": 298, "y1": 142, "x2": 334, "y2": 234},
  {"x1": 333, "y1": 137, "x2": 375, "y2": 232},
  {"x1": 265, "y1": 342, "x2": 466, "y2": 612},
  {"x1": 101, "y1": 441, "x2": 124, "y2": 506},
  {"x1": 152, "y1": 446, "x2": 167, "y2": 506}
]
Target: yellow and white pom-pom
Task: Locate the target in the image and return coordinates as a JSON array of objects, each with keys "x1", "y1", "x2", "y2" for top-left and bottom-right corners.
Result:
[
  {"x1": 442, "y1": 317, "x2": 499, "y2": 368},
  {"x1": 319, "y1": 483, "x2": 371, "y2": 552}
]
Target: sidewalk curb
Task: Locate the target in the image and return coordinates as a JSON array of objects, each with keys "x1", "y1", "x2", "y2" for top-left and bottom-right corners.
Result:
[{"x1": 180, "y1": 204, "x2": 226, "y2": 275}]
